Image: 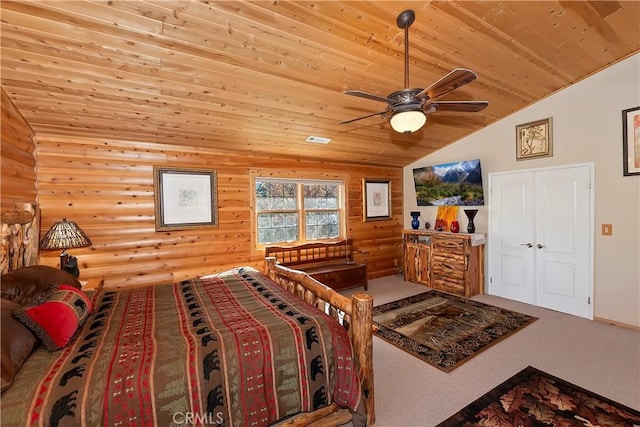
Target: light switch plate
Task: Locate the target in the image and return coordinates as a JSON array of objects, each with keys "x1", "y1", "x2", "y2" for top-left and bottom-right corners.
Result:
[{"x1": 602, "y1": 224, "x2": 612, "y2": 236}]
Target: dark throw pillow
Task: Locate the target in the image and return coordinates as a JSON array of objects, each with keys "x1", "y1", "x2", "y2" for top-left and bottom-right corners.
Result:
[
  {"x1": 14, "y1": 285, "x2": 92, "y2": 351},
  {"x1": 1, "y1": 299, "x2": 38, "y2": 392},
  {"x1": 1, "y1": 265, "x2": 82, "y2": 306}
]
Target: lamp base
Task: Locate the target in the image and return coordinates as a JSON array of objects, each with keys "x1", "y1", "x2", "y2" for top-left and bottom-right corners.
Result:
[
  {"x1": 59, "y1": 252, "x2": 68, "y2": 271},
  {"x1": 60, "y1": 251, "x2": 80, "y2": 278}
]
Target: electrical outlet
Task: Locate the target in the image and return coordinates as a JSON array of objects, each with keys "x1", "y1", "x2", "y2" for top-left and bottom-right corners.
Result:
[{"x1": 602, "y1": 224, "x2": 612, "y2": 236}]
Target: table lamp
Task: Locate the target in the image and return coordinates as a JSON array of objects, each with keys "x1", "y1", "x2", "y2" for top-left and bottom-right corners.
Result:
[{"x1": 40, "y1": 218, "x2": 92, "y2": 277}]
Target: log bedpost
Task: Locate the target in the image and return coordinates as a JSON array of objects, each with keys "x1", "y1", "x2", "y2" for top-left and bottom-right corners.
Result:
[
  {"x1": 351, "y1": 292, "x2": 375, "y2": 426},
  {"x1": 0, "y1": 202, "x2": 36, "y2": 225},
  {"x1": 1, "y1": 203, "x2": 39, "y2": 274},
  {"x1": 264, "y1": 256, "x2": 277, "y2": 276}
]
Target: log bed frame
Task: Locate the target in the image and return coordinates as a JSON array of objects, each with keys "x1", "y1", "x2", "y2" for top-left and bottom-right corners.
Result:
[
  {"x1": 264, "y1": 257, "x2": 375, "y2": 426},
  {"x1": 1, "y1": 204, "x2": 375, "y2": 426}
]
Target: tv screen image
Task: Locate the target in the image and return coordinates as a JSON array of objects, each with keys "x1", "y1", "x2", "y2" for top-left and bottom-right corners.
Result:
[{"x1": 413, "y1": 159, "x2": 484, "y2": 206}]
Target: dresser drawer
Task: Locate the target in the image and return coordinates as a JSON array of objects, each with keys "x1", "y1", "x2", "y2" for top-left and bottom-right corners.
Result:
[
  {"x1": 432, "y1": 266, "x2": 466, "y2": 282},
  {"x1": 432, "y1": 253, "x2": 468, "y2": 274},
  {"x1": 432, "y1": 277, "x2": 465, "y2": 296},
  {"x1": 432, "y1": 236, "x2": 468, "y2": 255}
]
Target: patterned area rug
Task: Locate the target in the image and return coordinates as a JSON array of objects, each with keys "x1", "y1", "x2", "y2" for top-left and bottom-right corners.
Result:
[
  {"x1": 437, "y1": 366, "x2": 640, "y2": 426},
  {"x1": 372, "y1": 290, "x2": 537, "y2": 372}
]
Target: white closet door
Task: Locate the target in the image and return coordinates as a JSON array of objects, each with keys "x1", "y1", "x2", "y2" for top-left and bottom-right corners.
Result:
[
  {"x1": 488, "y1": 172, "x2": 536, "y2": 305},
  {"x1": 488, "y1": 164, "x2": 593, "y2": 319},
  {"x1": 534, "y1": 166, "x2": 592, "y2": 318}
]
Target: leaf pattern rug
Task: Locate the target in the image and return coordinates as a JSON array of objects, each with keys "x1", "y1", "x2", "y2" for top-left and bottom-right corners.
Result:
[
  {"x1": 372, "y1": 290, "x2": 537, "y2": 372},
  {"x1": 437, "y1": 366, "x2": 640, "y2": 426}
]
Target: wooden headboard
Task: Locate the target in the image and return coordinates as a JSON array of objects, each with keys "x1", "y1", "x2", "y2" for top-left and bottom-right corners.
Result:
[{"x1": 1, "y1": 203, "x2": 39, "y2": 274}]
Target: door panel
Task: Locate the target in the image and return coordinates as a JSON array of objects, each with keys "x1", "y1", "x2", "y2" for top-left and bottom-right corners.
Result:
[
  {"x1": 542, "y1": 260, "x2": 576, "y2": 297},
  {"x1": 499, "y1": 255, "x2": 528, "y2": 287}
]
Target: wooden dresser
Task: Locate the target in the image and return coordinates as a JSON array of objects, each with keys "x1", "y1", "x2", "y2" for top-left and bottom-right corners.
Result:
[{"x1": 403, "y1": 230, "x2": 485, "y2": 298}]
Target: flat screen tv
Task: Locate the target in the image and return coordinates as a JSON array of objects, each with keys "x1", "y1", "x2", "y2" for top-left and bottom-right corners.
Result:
[{"x1": 413, "y1": 159, "x2": 484, "y2": 206}]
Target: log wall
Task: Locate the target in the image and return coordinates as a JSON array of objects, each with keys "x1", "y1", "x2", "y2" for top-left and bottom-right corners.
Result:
[
  {"x1": 1, "y1": 88, "x2": 39, "y2": 272},
  {"x1": 1, "y1": 88, "x2": 37, "y2": 209},
  {"x1": 35, "y1": 136, "x2": 403, "y2": 288}
]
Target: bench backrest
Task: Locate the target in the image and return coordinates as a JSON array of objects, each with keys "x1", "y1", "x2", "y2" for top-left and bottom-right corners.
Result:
[{"x1": 265, "y1": 239, "x2": 353, "y2": 267}]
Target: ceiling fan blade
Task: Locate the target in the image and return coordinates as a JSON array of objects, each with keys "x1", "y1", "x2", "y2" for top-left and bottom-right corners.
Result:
[
  {"x1": 428, "y1": 100, "x2": 489, "y2": 113},
  {"x1": 416, "y1": 68, "x2": 478, "y2": 101},
  {"x1": 343, "y1": 89, "x2": 394, "y2": 104},
  {"x1": 340, "y1": 110, "x2": 388, "y2": 125}
]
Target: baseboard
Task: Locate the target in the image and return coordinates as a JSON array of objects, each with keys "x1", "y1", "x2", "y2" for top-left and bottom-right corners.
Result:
[{"x1": 594, "y1": 316, "x2": 640, "y2": 331}]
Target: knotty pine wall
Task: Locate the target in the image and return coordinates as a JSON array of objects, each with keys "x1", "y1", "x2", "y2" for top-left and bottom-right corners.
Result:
[{"x1": 35, "y1": 136, "x2": 403, "y2": 289}]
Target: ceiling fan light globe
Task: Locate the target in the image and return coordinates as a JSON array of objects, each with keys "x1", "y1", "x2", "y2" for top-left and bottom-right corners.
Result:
[{"x1": 390, "y1": 110, "x2": 427, "y2": 134}]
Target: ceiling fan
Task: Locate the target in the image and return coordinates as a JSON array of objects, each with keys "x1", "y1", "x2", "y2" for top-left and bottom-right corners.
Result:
[{"x1": 340, "y1": 10, "x2": 488, "y2": 134}]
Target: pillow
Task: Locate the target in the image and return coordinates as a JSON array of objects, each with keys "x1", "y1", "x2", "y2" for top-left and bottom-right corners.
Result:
[
  {"x1": 1, "y1": 299, "x2": 38, "y2": 392},
  {"x1": 1, "y1": 265, "x2": 82, "y2": 306},
  {"x1": 14, "y1": 285, "x2": 92, "y2": 351}
]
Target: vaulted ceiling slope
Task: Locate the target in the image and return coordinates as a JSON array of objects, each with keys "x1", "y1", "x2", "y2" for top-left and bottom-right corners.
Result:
[{"x1": 1, "y1": 1, "x2": 638, "y2": 167}]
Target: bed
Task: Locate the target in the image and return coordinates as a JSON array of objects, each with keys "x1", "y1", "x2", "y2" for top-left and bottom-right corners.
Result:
[{"x1": 0, "y1": 259, "x2": 375, "y2": 426}]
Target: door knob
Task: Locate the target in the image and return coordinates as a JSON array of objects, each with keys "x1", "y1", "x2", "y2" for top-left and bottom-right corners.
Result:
[
  {"x1": 520, "y1": 243, "x2": 533, "y2": 248},
  {"x1": 537, "y1": 244, "x2": 546, "y2": 249}
]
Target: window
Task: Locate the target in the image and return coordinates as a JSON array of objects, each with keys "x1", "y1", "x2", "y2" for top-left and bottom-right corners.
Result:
[{"x1": 255, "y1": 178, "x2": 344, "y2": 246}]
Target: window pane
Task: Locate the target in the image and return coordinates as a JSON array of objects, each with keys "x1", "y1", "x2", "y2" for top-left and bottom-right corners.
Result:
[
  {"x1": 271, "y1": 213, "x2": 285, "y2": 227},
  {"x1": 273, "y1": 228, "x2": 285, "y2": 242},
  {"x1": 258, "y1": 228, "x2": 274, "y2": 243},
  {"x1": 307, "y1": 227, "x2": 318, "y2": 240},
  {"x1": 257, "y1": 215, "x2": 271, "y2": 228},
  {"x1": 285, "y1": 214, "x2": 298, "y2": 226},
  {"x1": 256, "y1": 181, "x2": 296, "y2": 211},
  {"x1": 306, "y1": 211, "x2": 318, "y2": 226},
  {"x1": 257, "y1": 212, "x2": 298, "y2": 244},
  {"x1": 304, "y1": 184, "x2": 338, "y2": 210},
  {"x1": 285, "y1": 227, "x2": 297, "y2": 241},
  {"x1": 319, "y1": 225, "x2": 332, "y2": 237},
  {"x1": 305, "y1": 211, "x2": 340, "y2": 241}
]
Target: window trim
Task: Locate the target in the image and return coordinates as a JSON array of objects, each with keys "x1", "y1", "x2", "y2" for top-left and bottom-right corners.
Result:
[{"x1": 251, "y1": 174, "x2": 346, "y2": 251}]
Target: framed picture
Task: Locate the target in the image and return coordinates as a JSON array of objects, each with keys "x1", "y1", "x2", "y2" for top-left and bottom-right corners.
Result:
[
  {"x1": 154, "y1": 167, "x2": 218, "y2": 231},
  {"x1": 516, "y1": 117, "x2": 553, "y2": 160},
  {"x1": 623, "y1": 106, "x2": 640, "y2": 176},
  {"x1": 362, "y1": 178, "x2": 391, "y2": 221}
]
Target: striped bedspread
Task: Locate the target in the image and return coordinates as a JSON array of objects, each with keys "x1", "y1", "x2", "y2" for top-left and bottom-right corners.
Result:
[{"x1": 1, "y1": 267, "x2": 366, "y2": 426}]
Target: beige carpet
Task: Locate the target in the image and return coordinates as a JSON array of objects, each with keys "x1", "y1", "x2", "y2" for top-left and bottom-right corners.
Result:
[{"x1": 342, "y1": 275, "x2": 640, "y2": 427}]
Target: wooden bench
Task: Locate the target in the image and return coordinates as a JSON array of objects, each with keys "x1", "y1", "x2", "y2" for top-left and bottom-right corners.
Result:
[{"x1": 265, "y1": 239, "x2": 368, "y2": 291}]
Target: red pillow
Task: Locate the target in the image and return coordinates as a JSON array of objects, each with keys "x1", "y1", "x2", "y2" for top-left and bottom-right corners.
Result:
[{"x1": 14, "y1": 285, "x2": 92, "y2": 351}]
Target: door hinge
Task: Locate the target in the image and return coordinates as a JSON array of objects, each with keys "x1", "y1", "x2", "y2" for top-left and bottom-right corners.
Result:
[
  {"x1": 490, "y1": 277, "x2": 492, "y2": 284},
  {"x1": 588, "y1": 297, "x2": 591, "y2": 304}
]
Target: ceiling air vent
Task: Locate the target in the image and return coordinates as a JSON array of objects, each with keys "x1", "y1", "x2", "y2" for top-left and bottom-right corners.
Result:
[{"x1": 305, "y1": 136, "x2": 332, "y2": 144}]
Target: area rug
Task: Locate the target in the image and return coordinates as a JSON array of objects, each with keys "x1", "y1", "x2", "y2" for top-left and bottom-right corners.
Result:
[
  {"x1": 437, "y1": 366, "x2": 640, "y2": 426},
  {"x1": 372, "y1": 290, "x2": 537, "y2": 372}
]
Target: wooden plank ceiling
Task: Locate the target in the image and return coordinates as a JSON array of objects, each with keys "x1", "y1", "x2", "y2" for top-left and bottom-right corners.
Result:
[{"x1": 1, "y1": 1, "x2": 639, "y2": 167}]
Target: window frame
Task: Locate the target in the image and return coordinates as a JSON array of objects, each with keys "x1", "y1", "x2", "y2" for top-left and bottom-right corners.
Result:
[{"x1": 252, "y1": 176, "x2": 346, "y2": 249}]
